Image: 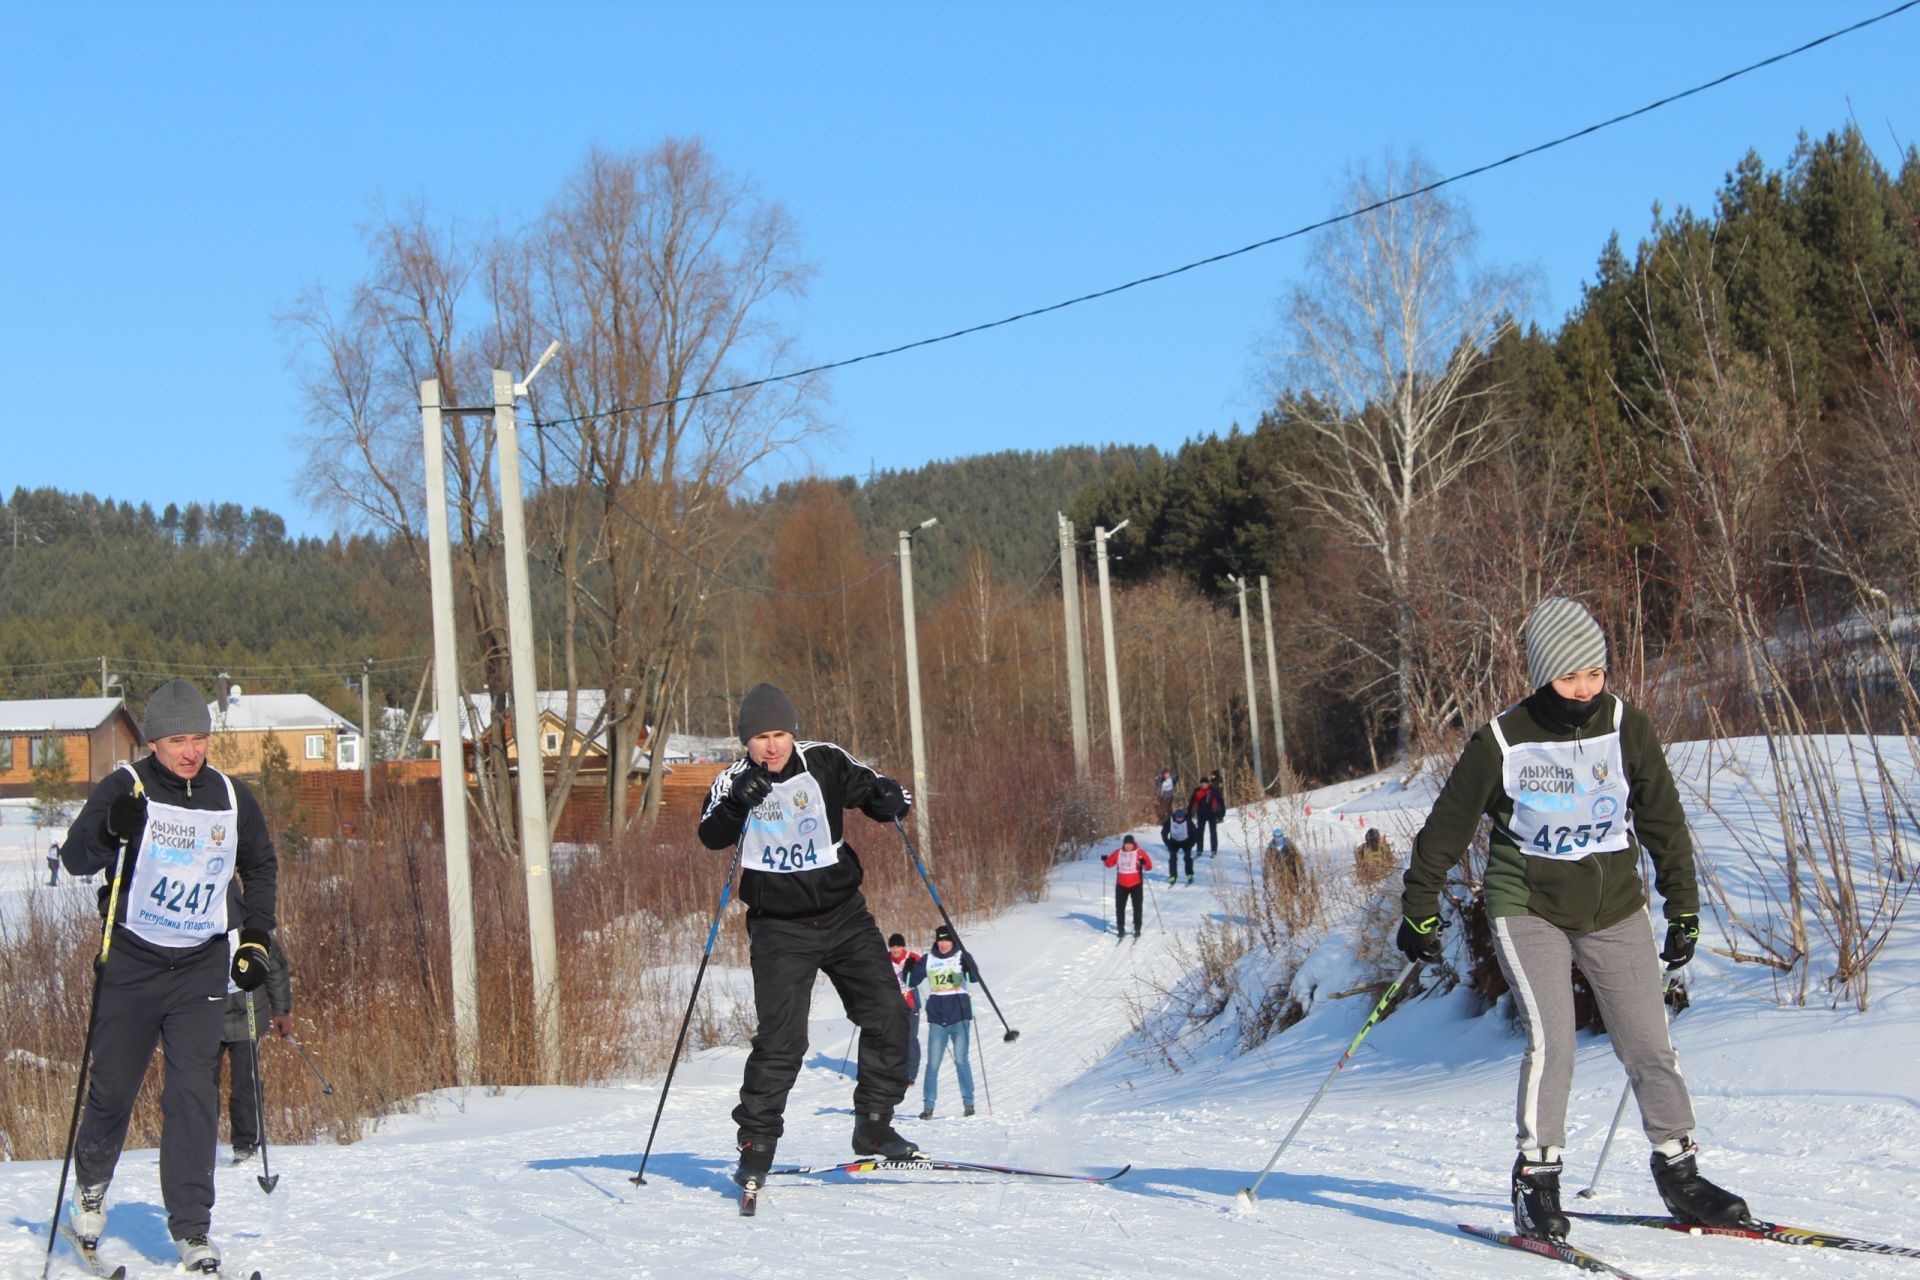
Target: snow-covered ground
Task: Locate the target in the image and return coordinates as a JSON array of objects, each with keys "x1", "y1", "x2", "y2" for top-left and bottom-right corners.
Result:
[{"x1": 2, "y1": 744, "x2": 1917, "y2": 1279}]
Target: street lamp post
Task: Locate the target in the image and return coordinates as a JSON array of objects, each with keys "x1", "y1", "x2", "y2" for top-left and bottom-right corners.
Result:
[
  {"x1": 1228, "y1": 574, "x2": 1266, "y2": 795},
  {"x1": 1094, "y1": 520, "x2": 1130, "y2": 783},
  {"x1": 898, "y1": 517, "x2": 937, "y2": 868}
]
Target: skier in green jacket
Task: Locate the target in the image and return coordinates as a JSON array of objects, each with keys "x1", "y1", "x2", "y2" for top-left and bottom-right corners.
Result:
[{"x1": 1398, "y1": 597, "x2": 1748, "y2": 1244}]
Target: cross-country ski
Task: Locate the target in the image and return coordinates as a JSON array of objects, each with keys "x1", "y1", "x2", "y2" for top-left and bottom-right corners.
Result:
[
  {"x1": 1568, "y1": 1211, "x2": 1920, "y2": 1259},
  {"x1": 1458, "y1": 1224, "x2": 1652, "y2": 1279}
]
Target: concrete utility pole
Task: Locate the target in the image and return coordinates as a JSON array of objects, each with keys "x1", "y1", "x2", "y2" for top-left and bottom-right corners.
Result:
[
  {"x1": 100, "y1": 656, "x2": 108, "y2": 698},
  {"x1": 360, "y1": 657, "x2": 373, "y2": 805},
  {"x1": 493, "y1": 367, "x2": 561, "y2": 1084},
  {"x1": 897, "y1": 518, "x2": 937, "y2": 867},
  {"x1": 419, "y1": 379, "x2": 478, "y2": 1084},
  {"x1": 1058, "y1": 513, "x2": 1091, "y2": 778},
  {"x1": 1094, "y1": 521, "x2": 1129, "y2": 782},
  {"x1": 1260, "y1": 575, "x2": 1286, "y2": 784},
  {"x1": 1229, "y1": 574, "x2": 1266, "y2": 795}
]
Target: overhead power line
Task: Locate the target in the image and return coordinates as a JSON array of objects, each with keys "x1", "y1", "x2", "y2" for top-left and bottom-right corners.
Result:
[{"x1": 530, "y1": 2, "x2": 1917, "y2": 432}]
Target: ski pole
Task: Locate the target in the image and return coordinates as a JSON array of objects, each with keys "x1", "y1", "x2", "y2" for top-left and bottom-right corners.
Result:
[
  {"x1": 1236, "y1": 958, "x2": 1420, "y2": 1208},
  {"x1": 840, "y1": 1024, "x2": 857, "y2": 1079},
  {"x1": 893, "y1": 819, "x2": 1020, "y2": 1042},
  {"x1": 1575, "y1": 1080, "x2": 1633, "y2": 1200},
  {"x1": 633, "y1": 845, "x2": 740, "y2": 1186},
  {"x1": 1143, "y1": 871, "x2": 1166, "y2": 933},
  {"x1": 1577, "y1": 974, "x2": 1687, "y2": 1199},
  {"x1": 975, "y1": 1026, "x2": 994, "y2": 1116},
  {"x1": 41, "y1": 829, "x2": 134, "y2": 1280},
  {"x1": 287, "y1": 1035, "x2": 335, "y2": 1095},
  {"x1": 245, "y1": 994, "x2": 280, "y2": 1194}
]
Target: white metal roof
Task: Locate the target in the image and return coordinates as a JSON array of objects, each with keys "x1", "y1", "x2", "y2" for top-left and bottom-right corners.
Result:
[
  {"x1": 0, "y1": 697, "x2": 129, "y2": 733},
  {"x1": 420, "y1": 690, "x2": 610, "y2": 744},
  {"x1": 210, "y1": 693, "x2": 356, "y2": 733}
]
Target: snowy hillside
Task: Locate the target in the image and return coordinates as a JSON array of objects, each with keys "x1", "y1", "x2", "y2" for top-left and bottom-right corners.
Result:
[{"x1": 2, "y1": 741, "x2": 1917, "y2": 1279}]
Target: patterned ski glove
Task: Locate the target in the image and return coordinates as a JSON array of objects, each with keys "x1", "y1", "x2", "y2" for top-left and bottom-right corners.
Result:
[
  {"x1": 1660, "y1": 915, "x2": 1700, "y2": 970},
  {"x1": 1395, "y1": 914, "x2": 1444, "y2": 964},
  {"x1": 231, "y1": 929, "x2": 274, "y2": 991}
]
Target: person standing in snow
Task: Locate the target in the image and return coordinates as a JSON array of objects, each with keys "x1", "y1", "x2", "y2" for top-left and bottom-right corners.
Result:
[
  {"x1": 1161, "y1": 807, "x2": 1198, "y2": 884},
  {"x1": 1155, "y1": 767, "x2": 1178, "y2": 826},
  {"x1": 58, "y1": 679, "x2": 279, "y2": 1275},
  {"x1": 916, "y1": 924, "x2": 980, "y2": 1120},
  {"x1": 1266, "y1": 827, "x2": 1302, "y2": 883},
  {"x1": 698, "y1": 683, "x2": 919, "y2": 1189},
  {"x1": 1354, "y1": 827, "x2": 1395, "y2": 886},
  {"x1": 1398, "y1": 597, "x2": 1748, "y2": 1244},
  {"x1": 217, "y1": 880, "x2": 292, "y2": 1165},
  {"x1": 47, "y1": 840, "x2": 62, "y2": 886},
  {"x1": 1102, "y1": 833, "x2": 1154, "y2": 937},
  {"x1": 887, "y1": 932, "x2": 924, "y2": 1089},
  {"x1": 1189, "y1": 773, "x2": 1226, "y2": 855}
]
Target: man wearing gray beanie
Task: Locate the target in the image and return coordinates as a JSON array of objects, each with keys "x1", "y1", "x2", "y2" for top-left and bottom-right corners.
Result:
[
  {"x1": 698, "y1": 682, "x2": 919, "y2": 1202},
  {"x1": 58, "y1": 678, "x2": 279, "y2": 1273},
  {"x1": 1397, "y1": 598, "x2": 1749, "y2": 1244}
]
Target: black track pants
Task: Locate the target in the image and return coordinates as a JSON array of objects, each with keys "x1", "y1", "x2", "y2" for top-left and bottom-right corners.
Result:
[
  {"x1": 1115, "y1": 882, "x2": 1143, "y2": 933},
  {"x1": 218, "y1": 1037, "x2": 262, "y2": 1148},
  {"x1": 733, "y1": 894, "x2": 909, "y2": 1143},
  {"x1": 76, "y1": 935, "x2": 227, "y2": 1241}
]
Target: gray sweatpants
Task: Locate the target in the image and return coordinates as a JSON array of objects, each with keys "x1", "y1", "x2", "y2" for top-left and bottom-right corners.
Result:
[{"x1": 1492, "y1": 908, "x2": 1693, "y2": 1156}]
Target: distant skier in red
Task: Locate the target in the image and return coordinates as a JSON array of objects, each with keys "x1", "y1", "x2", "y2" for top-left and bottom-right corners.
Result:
[{"x1": 1102, "y1": 834, "x2": 1154, "y2": 939}]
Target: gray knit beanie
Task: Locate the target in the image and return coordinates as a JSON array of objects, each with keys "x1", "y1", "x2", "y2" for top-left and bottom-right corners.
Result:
[
  {"x1": 1525, "y1": 597, "x2": 1608, "y2": 690},
  {"x1": 736, "y1": 682, "x2": 799, "y2": 743},
  {"x1": 142, "y1": 678, "x2": 212, "y2": 741}
]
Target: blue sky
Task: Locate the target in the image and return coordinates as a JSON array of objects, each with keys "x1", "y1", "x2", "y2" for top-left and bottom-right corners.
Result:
[{"x1": 5, "y1": 2, "x2": 1915, "y2": 537}]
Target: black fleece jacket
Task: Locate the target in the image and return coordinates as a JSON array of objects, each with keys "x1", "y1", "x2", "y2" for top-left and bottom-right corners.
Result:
[
  {"x1": 62, "y1": 755, "x2": 279, "y2": 962},
  {"x1": 698, "y1": 741, "x2": 898, "y2": 920}
]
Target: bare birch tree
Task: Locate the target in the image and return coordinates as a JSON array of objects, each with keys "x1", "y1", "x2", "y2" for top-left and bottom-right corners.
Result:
[{"x1": 1263, "y1": 152, "x2": 1528, "y2": 755}]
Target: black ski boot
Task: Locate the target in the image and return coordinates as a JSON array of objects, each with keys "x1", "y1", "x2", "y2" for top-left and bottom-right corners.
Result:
[
  {"x1": 852, "y1": 1110, "x2": 921, "y2": 1161},
  {"x1": 733, "y1": 1137, "x2": 775, "y2": 1190},
  {"x1": 1512, "y1": 1153, "x2": 1571, "y2": 1241},
  {"x1": 1650, "y1": 1138, "x2": 1749, "y2": 1226}
]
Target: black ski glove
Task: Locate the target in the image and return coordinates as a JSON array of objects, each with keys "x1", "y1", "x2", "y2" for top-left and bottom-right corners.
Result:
[
  {"x1": 1395, "y1": 914, "x2": 1443, "y2": 964},
  {"x1": 231, "y1": 929, "x2": 274, "y2": 991},
  {"x1": 723, "y1": 765, "x2": 773, "y2": 815},
  {"x1": 865, "y1": 777, "x2": 909, "y2": 820},
  {"x1": 1660, "y1": 915, "x2": 1699, "y2": 970},
  {"x1": 105, "y1": 791, "x2": 147, "y2": 843}
]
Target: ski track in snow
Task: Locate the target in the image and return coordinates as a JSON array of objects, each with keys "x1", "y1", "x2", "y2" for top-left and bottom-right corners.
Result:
[{"x1": 3, "y1": 748, "x2": 1918, "y2": 1278}]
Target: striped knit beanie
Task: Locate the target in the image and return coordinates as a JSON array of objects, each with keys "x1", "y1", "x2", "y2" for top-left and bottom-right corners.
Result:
[{"x1": 1525, "y1": 597, "x2": 1607, "y2": 690}]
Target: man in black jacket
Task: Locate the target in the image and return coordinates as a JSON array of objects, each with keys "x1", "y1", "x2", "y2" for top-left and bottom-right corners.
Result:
[
  {"x1": 698, "y1": 683, "x2": 918, "y2": 1190},
  {"x1": 60, "y1": 679, "x2": 279, "y2": 1276}
]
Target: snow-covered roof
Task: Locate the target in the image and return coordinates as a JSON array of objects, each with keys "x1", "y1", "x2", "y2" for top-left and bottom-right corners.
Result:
[
  {"x1": 210, "y1": 693, "x2": 356, "y2": 734},
  {"x1": 0, "y1": 697, "x2": 129, "y2": 733},
  {"x1": 421, "y1": 690, "x2": 611, "y2": 745}
]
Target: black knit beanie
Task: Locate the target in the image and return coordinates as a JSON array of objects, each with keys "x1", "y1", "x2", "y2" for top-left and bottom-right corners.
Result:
[{"x1": 736, "y1": 682, "x2": 799, "y2": 743}]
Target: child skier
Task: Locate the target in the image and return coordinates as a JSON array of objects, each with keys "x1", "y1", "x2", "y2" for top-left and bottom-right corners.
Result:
[
  {"x1": 1102, "y1": 834, "x2": 1154, "y2": 938},
  {"x1": 1398, "y1": 597, "x2": 1749, "y2": 1243},
  {"x1": 887, "y1": 932, "x2": 924, "y2": 1088},
  {"x1": 698, "y1": 683, "x2": 918, "y2": 1190},
  {"x1": 1161, "y1": 808, "x2": 1198, "y2": 883},
  {"x1": 916, "y1": 924, "x2": 980, "y2": 1120}
]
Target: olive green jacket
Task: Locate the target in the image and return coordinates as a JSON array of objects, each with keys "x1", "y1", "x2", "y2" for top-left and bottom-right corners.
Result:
[{"x1": 1400, "y1": 694, "x2": 1698, "y2": 934}]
